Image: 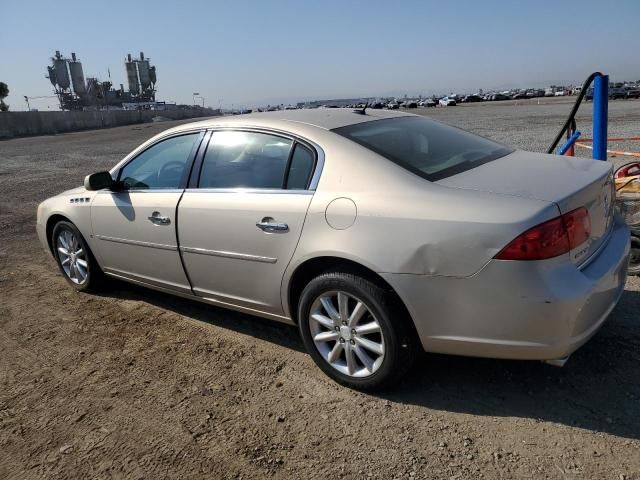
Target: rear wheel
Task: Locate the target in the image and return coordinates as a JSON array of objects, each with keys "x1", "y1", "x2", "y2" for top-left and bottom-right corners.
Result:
[
  {"x1": 629, "y1": 235, "x2": 640, "y2": 276},
  {"x1": 298, "y1": 272, "x2": 417, "y2": 391},
  {"x1": 51, "y1": 220, "x2": 102, "y2": 292}
]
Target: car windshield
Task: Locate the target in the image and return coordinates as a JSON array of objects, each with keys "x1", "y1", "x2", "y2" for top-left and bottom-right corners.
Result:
[{"x1": 333, "y1": 116, "x2": 513, "y2": 181}]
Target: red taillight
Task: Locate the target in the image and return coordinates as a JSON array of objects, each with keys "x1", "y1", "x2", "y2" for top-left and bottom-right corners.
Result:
[
  {"x1": 563, "y1": 207, "x2": 591, "y2": 249},
  {"x1": 495, "y1": 207, "x2": 591, "y2": 261}
]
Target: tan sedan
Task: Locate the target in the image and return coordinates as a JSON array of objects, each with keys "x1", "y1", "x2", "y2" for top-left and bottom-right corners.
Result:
[{"x1": 36, "y1": 109, "x2": 629, "y2": 389}]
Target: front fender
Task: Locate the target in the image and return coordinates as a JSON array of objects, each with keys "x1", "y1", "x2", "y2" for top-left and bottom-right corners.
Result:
[{"x1": 36, "y1": 188, "x2": 102, "y2": 264}]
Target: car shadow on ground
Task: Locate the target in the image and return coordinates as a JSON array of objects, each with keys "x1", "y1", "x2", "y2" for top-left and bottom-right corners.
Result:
[
  {"x1": 100, "y1": 278, "x2": 305, "y2": 353},
  {"x1": 101, "y1": 280, "x2": 640, "y2": 440}
]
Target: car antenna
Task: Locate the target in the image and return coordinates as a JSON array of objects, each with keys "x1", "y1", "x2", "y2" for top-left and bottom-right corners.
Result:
[{"x1": 353, "y1": 101, "x2": 368, "y2": 115}]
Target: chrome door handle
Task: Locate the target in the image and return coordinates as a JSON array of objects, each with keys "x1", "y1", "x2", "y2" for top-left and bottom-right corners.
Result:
[
  {"x1": 148, "y1": 211, "x2": 171, "y2": 225},
  {"x1": 256, "y1": 217, "x2": 289, "y2": 233}
]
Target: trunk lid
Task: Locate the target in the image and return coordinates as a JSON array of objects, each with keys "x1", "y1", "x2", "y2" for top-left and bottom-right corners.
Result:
[{"x1": 437, "y1": 150, "x2": 615, "y2": 265}]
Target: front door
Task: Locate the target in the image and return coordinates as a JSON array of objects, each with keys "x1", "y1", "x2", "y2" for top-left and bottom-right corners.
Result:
[
  {"x1": 91, "y1": 132, "x2": 202, "y2": 293},
  {"x1": 178, "y1": 130, "x2": 317, "y2": 314}
]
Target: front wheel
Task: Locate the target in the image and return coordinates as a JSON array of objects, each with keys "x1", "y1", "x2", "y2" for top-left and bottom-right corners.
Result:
[
  {"x1": 298, "y1": 272, "x2": 417, "y2": 391},
  {"x1": 52, "y1": 220, "x2": 102, "y2": 292}
]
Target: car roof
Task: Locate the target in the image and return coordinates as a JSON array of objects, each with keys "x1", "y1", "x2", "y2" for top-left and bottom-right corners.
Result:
[{"x1": 169, "y1": 108, "x2": 416, "y2": 134}]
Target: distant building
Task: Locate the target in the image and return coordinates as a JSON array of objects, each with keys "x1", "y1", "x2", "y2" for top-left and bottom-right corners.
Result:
[{"x1": 46, "y1": 50, "x2": 157, "y2": 111}]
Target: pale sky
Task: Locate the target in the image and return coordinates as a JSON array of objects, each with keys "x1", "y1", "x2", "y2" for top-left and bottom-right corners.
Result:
[{"x1": 2, "y1": 0, "x2": 639, "y2": 111}]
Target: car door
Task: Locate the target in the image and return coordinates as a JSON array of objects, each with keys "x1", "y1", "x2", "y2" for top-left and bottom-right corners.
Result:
[
  {"x1": 91, "y1": 131, "x2": 203, "y2": 293},
  {"x1": 178, "y1": 129, "x2": 318, "y2": 315}
]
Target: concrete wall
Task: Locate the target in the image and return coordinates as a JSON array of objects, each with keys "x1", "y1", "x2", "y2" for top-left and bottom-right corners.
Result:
[{"x1": 0, "y1": 108, "x2": 221, "y2": 139}]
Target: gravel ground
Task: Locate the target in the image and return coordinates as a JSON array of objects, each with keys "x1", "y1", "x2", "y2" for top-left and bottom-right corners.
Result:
[{"x1": 1, "y1": 100, "x2": 639, "y2": 479}]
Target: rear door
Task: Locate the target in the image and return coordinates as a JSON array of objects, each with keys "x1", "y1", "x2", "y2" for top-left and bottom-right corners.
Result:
[
  {"x1": 91, "y1": 131, "x2": 203, "y2": 293},
  {"x1": 178, "y1": 129, "x2": 318, "y2": 315}
]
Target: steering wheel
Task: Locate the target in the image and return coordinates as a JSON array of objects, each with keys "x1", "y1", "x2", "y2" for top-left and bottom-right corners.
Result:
[{"x1": 157, "y1": 161, "x2": 184, "y2": 183}]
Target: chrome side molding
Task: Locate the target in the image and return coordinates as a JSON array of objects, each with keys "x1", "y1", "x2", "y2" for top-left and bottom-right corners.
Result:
[{"x1": 179, "y1": 246, "x2": 277, "y2": 264}]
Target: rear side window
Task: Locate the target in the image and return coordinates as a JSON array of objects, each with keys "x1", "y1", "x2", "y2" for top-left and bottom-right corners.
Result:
[
  {"x1": 286, "y1": 144, "x2": 315, "y2": 189},
  {"x1": 333, "y1": 116, "x2": 513, "y2": 181},
  {"x1": 199, "y1": 131, "x2": 292, "y2": 189}
]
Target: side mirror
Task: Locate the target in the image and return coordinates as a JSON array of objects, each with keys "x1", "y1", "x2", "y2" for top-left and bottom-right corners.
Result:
[{"x1": 84, "y1": 171, "x2": 114, "y2": 191}]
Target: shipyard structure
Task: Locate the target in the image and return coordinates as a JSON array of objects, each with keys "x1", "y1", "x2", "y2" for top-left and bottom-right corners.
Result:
[{"x1": 46, "y1": 51, "x2": 159, "y2": 111}]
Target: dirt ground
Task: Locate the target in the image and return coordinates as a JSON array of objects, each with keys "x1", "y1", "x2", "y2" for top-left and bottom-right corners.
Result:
[{"x1": 1, "y1": 101, "x2": 639, "y2": 479}]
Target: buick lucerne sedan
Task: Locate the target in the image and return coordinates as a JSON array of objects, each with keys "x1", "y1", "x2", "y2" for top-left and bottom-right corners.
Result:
[{"x1": 36, "y1": 109, "x2": 630, "y2": 390}]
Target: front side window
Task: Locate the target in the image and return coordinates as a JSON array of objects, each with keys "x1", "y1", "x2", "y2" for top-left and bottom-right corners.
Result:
[
  {"x1": 199, "y1": 131, "x2": 293, "y2": 189},
  {"x1": 333, "y1": 117, "x2": 513, "y2": 181},
  {"x1": 119, "y1": 133, "x2": 200, "y2": 189}
]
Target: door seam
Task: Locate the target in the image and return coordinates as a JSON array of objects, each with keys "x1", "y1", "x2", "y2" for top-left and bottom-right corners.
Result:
[{"x1": 175, "y1": 189, "x2": 196, "y2": 294}]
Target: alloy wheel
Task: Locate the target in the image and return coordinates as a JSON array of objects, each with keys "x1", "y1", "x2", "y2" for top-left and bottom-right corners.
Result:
[
  {"x1": 56, "y1": 229, "x2": 88, "y2": 284},
  {"x1": 308, "y1": 291, "x2": 385, "y2": 378}
]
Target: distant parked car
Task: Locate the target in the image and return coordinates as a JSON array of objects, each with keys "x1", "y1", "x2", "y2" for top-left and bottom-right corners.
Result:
[
  {"x1": 513, "y1": 92, "x2": 528, "y2": 99},
  {"x1": 420, "y1": 99, "x2": 437, "y2": 107},
  {"x1": 439, "y1": 97, "x2": 456, "y2": 106},
  {"x1": 387, "y1": 102, "x2": 399, "y2": 110},
  {"x1": 462, "y1": 95, "x2": 483, "y2": 103},
  {"x1": 626, "y1": 89, "x2": 640, "y2": 99},
  {"x1": 609, "y1": 88, "x2": 627, "y2": 100},
  {"x1": 490, "y1": 94, "x2": 510, "y2": 101},
  {"x1": 371, "y1": 102, "x2": 384, "y2": 109},
  {"x1": 405, "y1": 101, "x2": 418, "y2": 108},
  {"x1": 584, "y1": 88, "x2": 594, "y2": 101}
]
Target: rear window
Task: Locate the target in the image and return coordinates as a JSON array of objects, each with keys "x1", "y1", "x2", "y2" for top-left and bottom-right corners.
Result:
[{"x1": 333, "y1": 116, "x2": 513, "y2": 181}]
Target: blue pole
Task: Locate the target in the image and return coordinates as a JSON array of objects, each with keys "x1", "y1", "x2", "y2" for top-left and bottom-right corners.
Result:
[
  {"x1": 558, "y1": 130, "x2": 581, "y2": 155},
  {"x1": 593, "y1": 74, "x2": 608, "y2": 160}
]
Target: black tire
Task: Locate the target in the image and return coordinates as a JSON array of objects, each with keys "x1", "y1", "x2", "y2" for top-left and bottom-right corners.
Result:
[
  {"x1": 629, "y1": 235, "x2": 640, "y2": 276},
  {"x1": 297, "y1": 271, "x2": 417, "y2": 391},
  {"x1": 51, "y1": 220, "x2": 103, "y2": 292}
]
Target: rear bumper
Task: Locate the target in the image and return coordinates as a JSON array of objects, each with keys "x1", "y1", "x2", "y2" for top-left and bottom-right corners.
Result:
[{"x1": 382, "y1": 214, "x2": 630, "y2": 361}]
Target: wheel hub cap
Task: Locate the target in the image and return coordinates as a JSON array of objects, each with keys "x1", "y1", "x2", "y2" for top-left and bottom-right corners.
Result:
[{"x1": 340, "y1": 325, "x2": 352, "y2": 341}]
